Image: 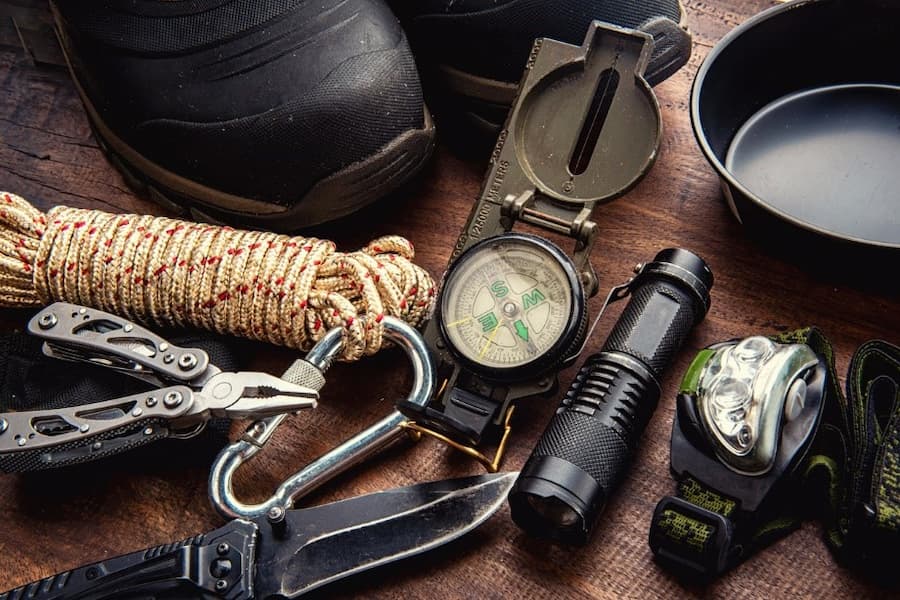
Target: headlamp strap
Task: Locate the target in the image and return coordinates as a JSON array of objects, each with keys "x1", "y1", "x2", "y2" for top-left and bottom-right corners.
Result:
[
  {"x1": 804, "y1": 338, "x2": 900, "y2": 577},
  {"x1": 653, "y1": 327, "x2": 900, "y2": 581}
]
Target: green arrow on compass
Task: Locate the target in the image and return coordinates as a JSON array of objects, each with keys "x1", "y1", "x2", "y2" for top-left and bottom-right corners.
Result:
[{"x1": 514, "y1": 320, "x2": 529, "y2": 342}]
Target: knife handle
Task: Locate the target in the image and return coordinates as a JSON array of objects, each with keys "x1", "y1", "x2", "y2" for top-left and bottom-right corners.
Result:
[{"x1": 0, "y1": 520, "x2": 257, "y2": 600}]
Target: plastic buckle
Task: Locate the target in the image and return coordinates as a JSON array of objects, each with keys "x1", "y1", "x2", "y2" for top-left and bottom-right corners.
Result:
[{"x1": 649, "y1": 496, "x2": 734, "y2": 579}]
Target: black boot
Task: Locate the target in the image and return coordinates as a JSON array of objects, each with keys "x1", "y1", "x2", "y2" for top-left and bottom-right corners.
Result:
[{"x1": 51, "y1": 0, "x2": 436, "y2": 230}]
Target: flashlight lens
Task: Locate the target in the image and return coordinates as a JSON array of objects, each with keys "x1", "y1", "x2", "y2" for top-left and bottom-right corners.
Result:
[{"x1": 525, "y1": 495, "x2": 581, "y2": 528}]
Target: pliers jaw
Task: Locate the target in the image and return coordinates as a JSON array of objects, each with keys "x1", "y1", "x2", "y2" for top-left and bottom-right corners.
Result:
[{"x1": 203, "y1": 372, "x2": 319, "y2": 419}]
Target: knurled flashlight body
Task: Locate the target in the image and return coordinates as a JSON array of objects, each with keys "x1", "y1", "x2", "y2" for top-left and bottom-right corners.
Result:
[{"x1": 509, "y1": 248, "x2": 713, "y2": 544}]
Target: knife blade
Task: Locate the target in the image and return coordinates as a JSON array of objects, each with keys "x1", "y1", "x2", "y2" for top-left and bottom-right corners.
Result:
[{"x1": 0, "y1": 472, "x2": 517, "y2": 599}]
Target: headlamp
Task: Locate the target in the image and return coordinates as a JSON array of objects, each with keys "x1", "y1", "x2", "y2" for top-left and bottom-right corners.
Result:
[{"x1": 691, "y1": 336, "x2": 820, "y2": 475}]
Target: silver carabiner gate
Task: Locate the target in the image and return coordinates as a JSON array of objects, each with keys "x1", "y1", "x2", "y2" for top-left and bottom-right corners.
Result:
[{"x1": 209, "y1": 316, "x2": 436, "y2": 520}]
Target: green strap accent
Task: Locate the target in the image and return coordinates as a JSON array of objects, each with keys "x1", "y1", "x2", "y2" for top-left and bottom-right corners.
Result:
[
  {"x1": 656, "y1": 507, "x2": 715, "y2": 553},
  {"x1": 678, "y1": 477, "x2": 736, "y2": 517},
  {"x1": 801, "y1": 338, "x2": 900, "y2": 574},
  {"x1": 852, "y1": 345, "x2": 900, "y2": 533},
  {"x1": 875, "y1": 422, "x2": 900, "y2": 530},
  {"x1": 679, "y1": 348, "x2": 714, "y2": 394},
  {"x1": 655, "y1": 477, "x2": 737, "y2": 554},
  {"x1": 654, "y1": 476, "x2": 737, "y2": 563}
]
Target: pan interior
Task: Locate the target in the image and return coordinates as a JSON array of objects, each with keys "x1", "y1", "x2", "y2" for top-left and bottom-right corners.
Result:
[{"x1": 725, "y1": 84, "x2": 900, "y2": 246}]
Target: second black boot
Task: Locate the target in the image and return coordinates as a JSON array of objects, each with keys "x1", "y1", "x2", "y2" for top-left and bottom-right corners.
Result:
[{"x1": 391, "y1": 0, "x2": 691, "y2": 145}]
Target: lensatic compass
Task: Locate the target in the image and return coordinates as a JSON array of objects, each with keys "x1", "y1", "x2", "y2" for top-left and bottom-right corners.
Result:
[
  {"x1": 399, "y1": 21, "x2": 663, "y2": 469},
  {"x1": 438, "y1": 233, "x2": 585, "y2": 379}
]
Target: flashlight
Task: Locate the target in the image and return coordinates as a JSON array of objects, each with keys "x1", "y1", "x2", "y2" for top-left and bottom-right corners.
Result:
[{"x1": 508, "y1": 248, "x2": 713, "y2": 544}]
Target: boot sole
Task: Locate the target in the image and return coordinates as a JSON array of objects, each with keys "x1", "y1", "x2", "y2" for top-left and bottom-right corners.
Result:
[{"x1": 56, "y1": 19, "x2": 435, "y2": 230}]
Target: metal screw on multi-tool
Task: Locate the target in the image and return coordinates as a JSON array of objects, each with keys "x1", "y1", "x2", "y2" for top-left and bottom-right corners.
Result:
[
  {"x1": 0, "y1": 418, "x2": 7, "y2": 435},
  {"x1": 146, "y1": 396, "x2": 158, "y2": 407},
  {"x1": 215, "y1": 579, "x2": 228, "y2": 592},
  {"x1": 164, "y1": 391, "x2": 183, "y2": 408},
  {"x1": 178, "y1": 353, "x2": 199, "y2": 371},
  {"x1": 210, "y1": 558, "x2": 232, "y2": 578},
  {"x1": 37, "y1": 312, "x2": 57, "y2": 330},
  {"x1": 267, "y1": 505, "x2": 288, "y2": 538}
]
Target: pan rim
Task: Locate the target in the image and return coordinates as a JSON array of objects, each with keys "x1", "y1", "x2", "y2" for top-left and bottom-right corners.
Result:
[{"x1": 689, "y1": 0, "x2": 900, "y2": 252}]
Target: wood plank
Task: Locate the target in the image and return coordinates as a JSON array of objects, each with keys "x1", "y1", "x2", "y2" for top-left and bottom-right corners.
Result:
[{"x1": 0, "y1": 0, "x2": 895, "y2": 597}]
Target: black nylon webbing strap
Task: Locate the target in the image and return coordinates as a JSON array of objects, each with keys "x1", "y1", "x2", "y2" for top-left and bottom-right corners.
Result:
[
  {"x1": 804, "y1": 339, "x2": 900, "y2": 578},
  {"x1": 650, "y1": 478, "x2": 737, "y2": 575},
  {"x1": 650, "y1": 465, "x2": 809, "y2": 578},
  {"x1": 653, "y1": 328, "x2": 900, "y2": 582},
  {"x1": 650, "y1": 327, "x2": 839, "y2": 579}
]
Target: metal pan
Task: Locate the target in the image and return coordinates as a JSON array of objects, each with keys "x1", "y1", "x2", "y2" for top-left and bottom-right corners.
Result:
[{"x1": 691, "y1": 0, "x2": 899, "y2": 282}]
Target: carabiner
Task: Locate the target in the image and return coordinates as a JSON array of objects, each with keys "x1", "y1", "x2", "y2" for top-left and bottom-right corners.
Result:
[{"x1": 208, "y1": 316, "x2": 436, "y2": 520}]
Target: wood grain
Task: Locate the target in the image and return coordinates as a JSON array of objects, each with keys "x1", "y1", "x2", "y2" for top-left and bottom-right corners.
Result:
[{"x1": 0, "y1": 0, "x2": 896, "y2": 597}]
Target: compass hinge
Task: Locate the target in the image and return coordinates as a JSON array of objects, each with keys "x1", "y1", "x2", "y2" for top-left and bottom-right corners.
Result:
[{"x1": 500, "y1": 192, "x2": 600, "y2": 297}]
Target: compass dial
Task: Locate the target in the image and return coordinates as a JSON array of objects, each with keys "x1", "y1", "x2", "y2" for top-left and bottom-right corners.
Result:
[{"x1": 439, "y1": 234, "x2": 584, "y2": 378}]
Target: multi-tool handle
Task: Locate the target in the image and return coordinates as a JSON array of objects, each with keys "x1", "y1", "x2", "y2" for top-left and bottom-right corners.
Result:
[
  {"x1": 0, "y1": 386, "x2": 195, "y2": 472},
  {"x1": 0, "y1": 520, "x2": 257, "y2": 600},
  {"x1": 28, "y1": 303, "x2": 211, "y2": 387}
]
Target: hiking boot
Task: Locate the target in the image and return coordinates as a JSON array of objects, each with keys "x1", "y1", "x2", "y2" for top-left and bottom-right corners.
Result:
[
  {"x1": 50, "y1": 0, "x2": 435, "y2": 230},
  {"x1": 390, "y1": 0, "x2": 691, "y2": 142}
]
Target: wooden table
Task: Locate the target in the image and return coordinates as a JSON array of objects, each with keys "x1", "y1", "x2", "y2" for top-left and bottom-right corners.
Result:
[{"x1": 0, "y1": 0, "x2": 896, "y2": 596}]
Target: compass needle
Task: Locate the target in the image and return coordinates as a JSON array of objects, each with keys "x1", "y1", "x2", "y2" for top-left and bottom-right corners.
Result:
[
  {"x1": 479, "y1": 322, "x2": 502, "y2": 359},
  {"x1": 445, "y1": 317, "x2": 474, "y2": 328}
]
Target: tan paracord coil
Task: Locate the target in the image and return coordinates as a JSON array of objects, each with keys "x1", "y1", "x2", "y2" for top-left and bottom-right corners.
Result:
[{"x1": 0, "y1": 192, "x2": 435, "y2": 361}]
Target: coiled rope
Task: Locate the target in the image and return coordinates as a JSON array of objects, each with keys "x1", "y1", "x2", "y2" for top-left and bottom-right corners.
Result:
[{"x1": 0, "y1": 192, "x2": 435, "y2": 360}]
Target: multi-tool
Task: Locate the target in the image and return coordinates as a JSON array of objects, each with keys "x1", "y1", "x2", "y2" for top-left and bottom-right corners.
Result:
[{"x1": 0, "y1": 302, "x2": 319, "y2": 472}]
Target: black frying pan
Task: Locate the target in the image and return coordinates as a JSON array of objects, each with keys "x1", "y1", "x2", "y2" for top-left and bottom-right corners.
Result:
[{"x1": 692, "y1": 0, "x2": 899, "y2": 283}]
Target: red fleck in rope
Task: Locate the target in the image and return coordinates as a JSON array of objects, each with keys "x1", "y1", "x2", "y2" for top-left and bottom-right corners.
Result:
[{"x1": 0, "y1": 192, "x2": 435, "y2": 361}]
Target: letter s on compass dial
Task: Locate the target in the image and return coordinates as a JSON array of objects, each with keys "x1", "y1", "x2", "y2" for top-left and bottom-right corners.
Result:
[{"x1": 438, "y1": 233, "x2": 587, "y2": 381}]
